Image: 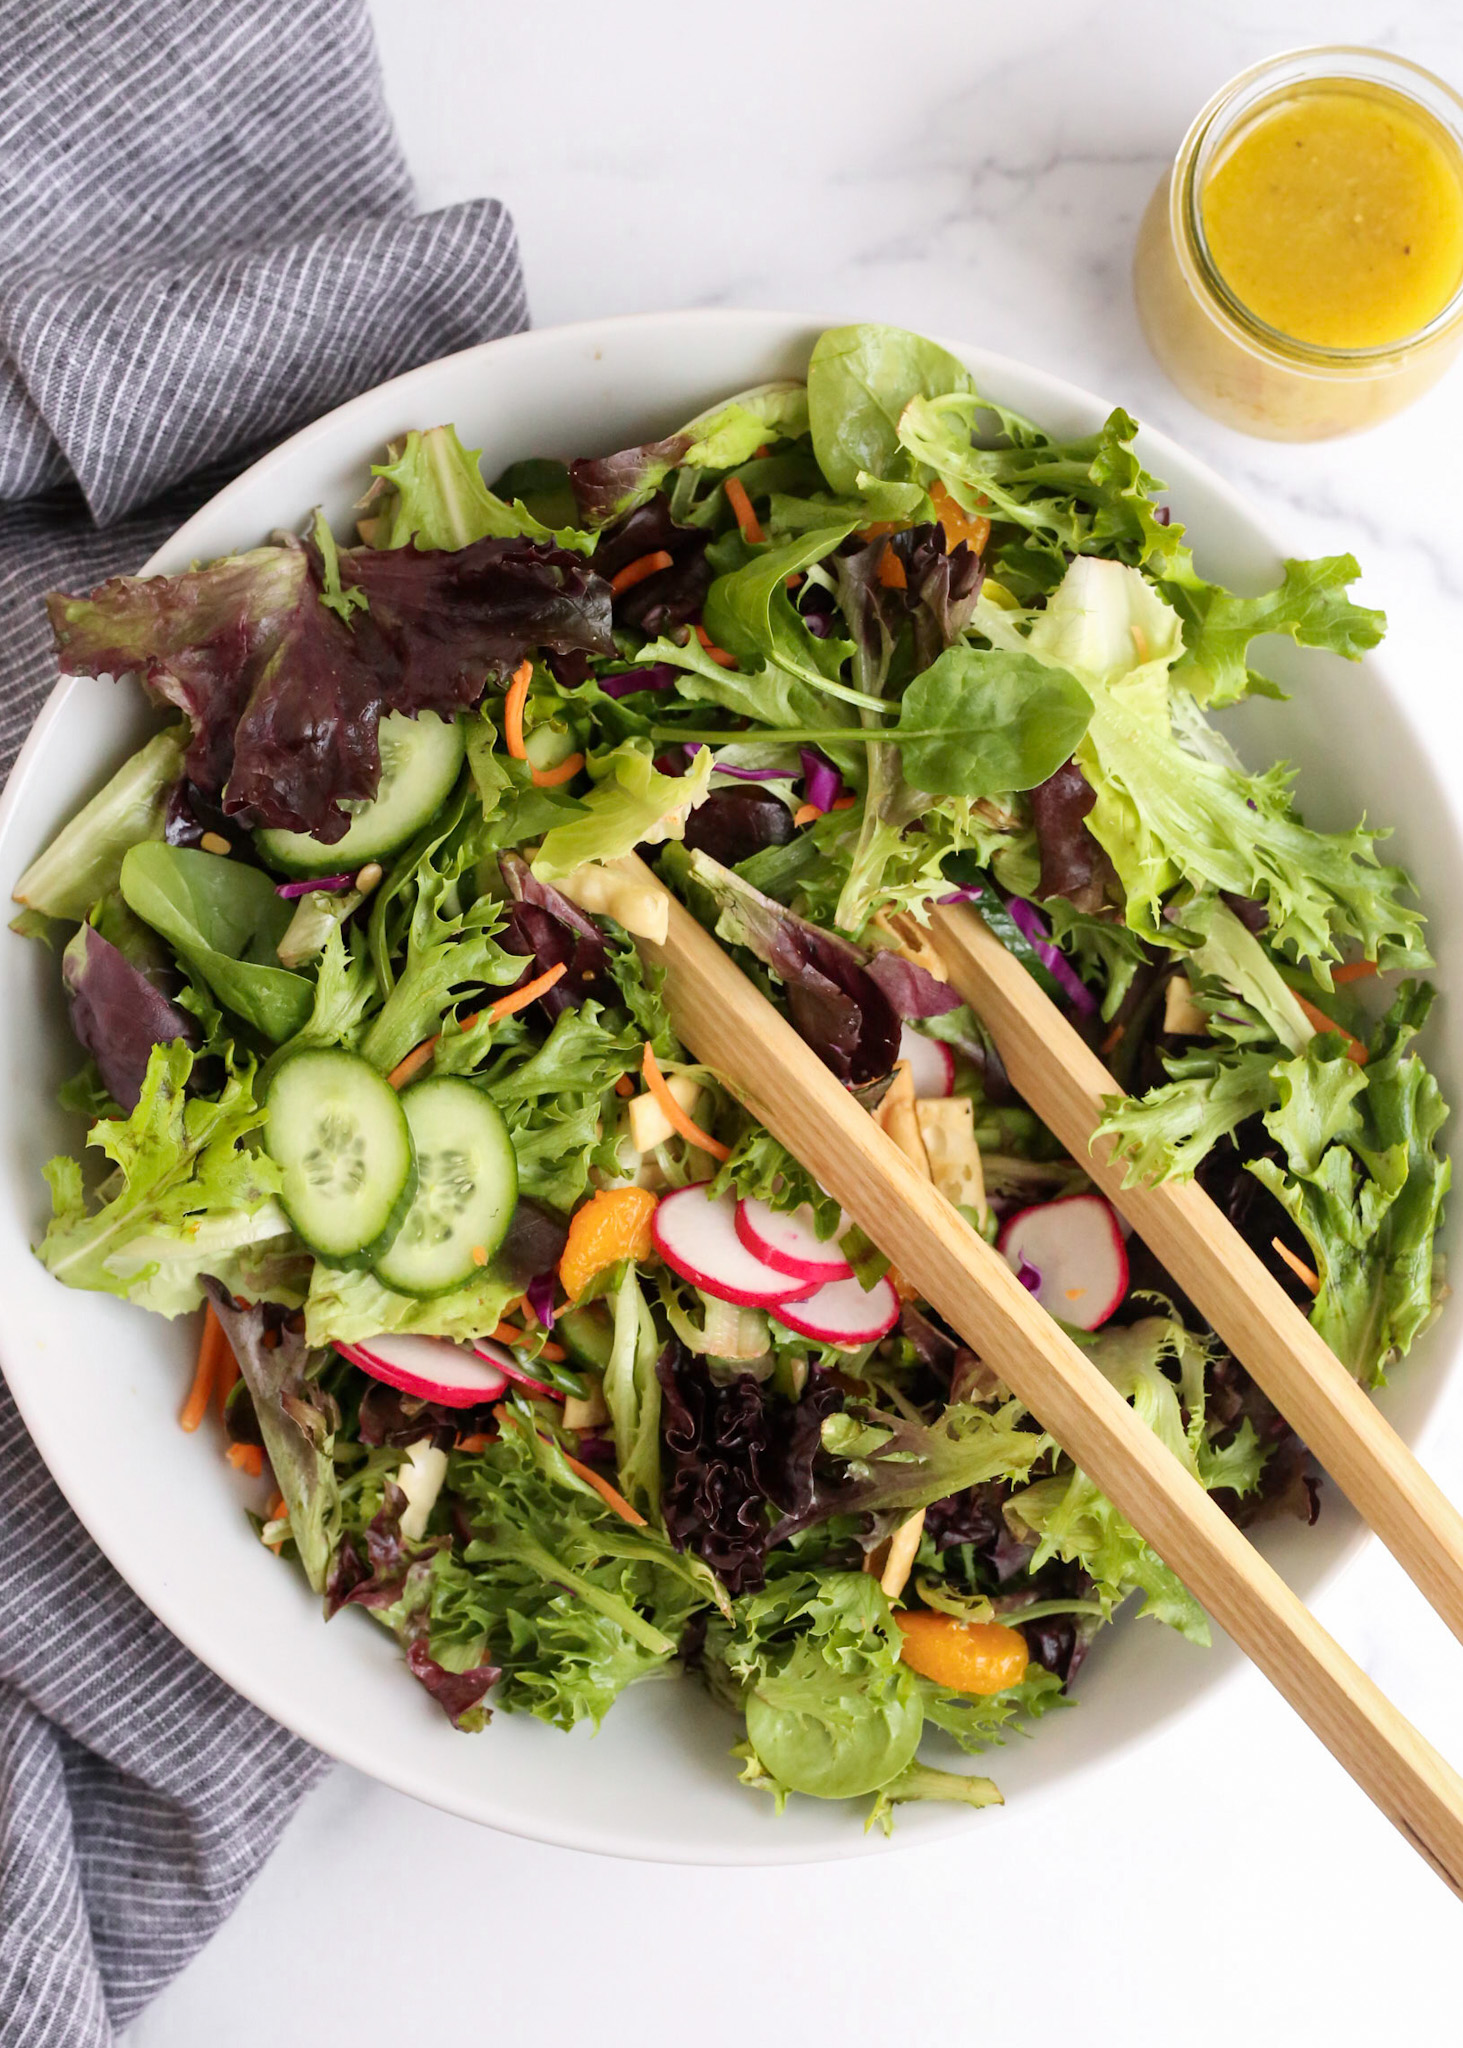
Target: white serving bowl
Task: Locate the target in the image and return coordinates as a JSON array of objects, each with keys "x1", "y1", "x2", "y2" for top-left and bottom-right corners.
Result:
[{"x1": 0, "y1": 312, "x2": 1456, "y2": 1864}]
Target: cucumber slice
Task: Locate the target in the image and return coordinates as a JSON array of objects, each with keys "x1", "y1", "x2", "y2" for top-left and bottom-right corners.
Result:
[
  {"x1": 254, "y1": 711, "x2": 466, "y2": 877},
  {"x1": 372, "y1": 1077, "x2": 518, "y2": 1297},
  {"x1": 266, "y1": 1050, "x2": 416, "y2": 1263}
]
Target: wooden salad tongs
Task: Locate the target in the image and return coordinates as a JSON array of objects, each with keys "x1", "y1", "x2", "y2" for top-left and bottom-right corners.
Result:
[
  {"x1": 617, "y1": 857, "x2": 1463, "y2": 1896},
  {"x1": 927, "y1": 899, "x2": 1463, "y2": 1645}
]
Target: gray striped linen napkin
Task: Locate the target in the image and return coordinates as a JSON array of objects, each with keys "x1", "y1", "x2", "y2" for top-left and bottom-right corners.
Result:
[{"x1": 0, "y1": 5, "x2": 527, "y2": 2041}]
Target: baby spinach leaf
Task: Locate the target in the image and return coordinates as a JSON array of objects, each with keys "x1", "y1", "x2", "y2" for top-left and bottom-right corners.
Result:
[
  {"x1": 894, "y1": 646, "x2": 1092, "y2": 798},
  {"x1": 119, "y1": 842, "x2": 314, "y2": 1041},
  {"x1": 807, "y1": 324, "x2": 974, "y2": 495}
]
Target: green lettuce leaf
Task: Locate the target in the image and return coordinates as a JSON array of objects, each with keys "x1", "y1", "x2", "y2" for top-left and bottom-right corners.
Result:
[
  {"x1": 361, "y1": 425, "x2": 592, "y2": 553},
  {"x1": 807, "y1": 323, "x2": 974, "y2": 495},
  {"x1": 12, "y1": 724, "x2": 189, "y2": 923},
  {"x1": 1165, "y1": 554, "x2": 1385, "y2": 708},
  {"x1": 119, "y1": 841, "x2": 314, "y2": 1042},
  {"x1": 532, "y1": 741, "x2": 713, "y2": 880},
  {"x1": 38, "y1": 1040, "x2": 287, "y2": 1315}
]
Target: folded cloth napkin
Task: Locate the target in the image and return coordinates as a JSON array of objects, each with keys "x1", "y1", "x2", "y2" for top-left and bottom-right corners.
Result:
[{"x1": 0, "y1": 5, "x2": 527, "y2": 2042}]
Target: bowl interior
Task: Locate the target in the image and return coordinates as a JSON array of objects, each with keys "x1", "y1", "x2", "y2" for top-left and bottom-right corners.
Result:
[{"x1": 0, "y1": 311, "x2": 1457, "y2": 1864}]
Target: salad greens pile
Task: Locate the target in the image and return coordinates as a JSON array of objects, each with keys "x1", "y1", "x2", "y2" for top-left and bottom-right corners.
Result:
[{"x1": 13, "y1": 322, "x2": 1448, "y2": 1827}]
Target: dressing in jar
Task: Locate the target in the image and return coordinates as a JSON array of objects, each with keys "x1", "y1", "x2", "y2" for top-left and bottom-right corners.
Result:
[{"x1": 1134, "y1": 47, "x2": 1463, "y2": 438}]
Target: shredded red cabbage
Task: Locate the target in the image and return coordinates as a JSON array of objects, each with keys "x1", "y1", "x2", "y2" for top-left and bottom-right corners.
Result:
[
  {"x1": 275, "y1": 874, "x2": 353, "y2": 898},
  {"x1": 526, "y1": 1271, "x2": 557, "y2": 1330},
  {"x1": 1006, "y1": 896, "x2": 1098, "y2": 1014},
  {"x1": 936, "y1": 885, "x2": 983, "y2": 905},
  {"x1": 1017, "y1": 1258, "x2": 1042, "y2": 1293},
  {"x1": 599, "y1": 663, "x2": 678, "y2": 699},
  {"x1": 799, "y1": 747, "x2": 843, "y2": 813}
]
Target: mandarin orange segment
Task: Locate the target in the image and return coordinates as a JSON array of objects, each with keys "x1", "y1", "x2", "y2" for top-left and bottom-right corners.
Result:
[
  {"x1": 876, "y1": 543, "x2": 907, "y2": 590},
  {"x1": 929, "y1": 482, "x2": 991, "y2": 557},
  {"x1": 558, "y1": 1185, "x2": 658, "y2": 1299},
  {"x1": 895, "y1": 1611, "x2": 1030, "y2": 1694}
]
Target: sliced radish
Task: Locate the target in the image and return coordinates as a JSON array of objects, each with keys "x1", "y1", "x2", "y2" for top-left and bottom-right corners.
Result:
[
  {"x1": 771, "y1": 1272, "x2": 900, "y2": 1346},
  {"x1": 653, "y1": 1183, "x2": 819, "y2": 1307},
  {"x1": 337, "y1": 1334, "x2": 510, "y2": 1408},
  {"x1": 997, "y1": 1193, "x2": 1128, "y2": 1331},
  {"x1": 735, "y1": 1197, "x2": 852, "y2": 1284},
  {"x1": 898, "y1": 1025, "x2": 955, "y2": 1098},
  {"x1": 472, "y1": 1336, "x2": 563, "y2": 1402}
]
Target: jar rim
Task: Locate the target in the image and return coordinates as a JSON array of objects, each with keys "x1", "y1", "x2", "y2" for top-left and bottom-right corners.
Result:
[{"x1": 1168, "y1": 44, "x2": 1463, "y2": 368}]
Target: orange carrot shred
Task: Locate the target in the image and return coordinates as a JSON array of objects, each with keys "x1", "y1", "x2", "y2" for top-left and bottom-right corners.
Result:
[
  {"x1": 266, "y1": 1491, "x2": 286, "y2": 1521},
  {"x1": 610, "y1": 549, "x2": 673, "y2": 595},
  {"x1": 753, "y1": 443, "x2": 771, "y2": 459},
  {"x1": 456, "y1": 1433, "x2": 491, "y2": 1453},
  {"x1": 386, "y1": 1038, "x2": 436, "y2": 1090},
  {"x1": 226, "y1": 1443, "x2": 264, "y2": 1478},
  {"x1": 181, "y1": 1305, "x2": 228, "y2": 1432},
  {"x1": 387, "y1": 964, "x2": 570, "y2": 1088},
  {"x1": 724, "y1": 476, "x2": 765, "y2": 545},
  {"x1": 1331, "y1": 959, "x2": 1379, "y2": 985},
  {"x1": 489, "y1": 962, "x2": 567, "y2": 1023},
  {"x1": 530, "y1": 751, "x2": 584, "y2": 789},
  {"x1": 694, "y1": 623, "x2": 737, "y2": 668},
  {"x1": 557, "y1": 1447, "x2": 647, "y2": 1526},
  {"x1": 793, "y1": 802, "x2": 819, "y2": 827},
  {"x1": 1272, "y1": 1237, "x2": 1321, "y2": 1295},
  {"x1": 504, "y1": 659, "x2": 533, "y2": 760},
  {"x1": 830, "y1": 792, "x2": 856, "y2": 811},
  {"x1": 615, "y1": 1073, "x2": 635, "y2": 1097},
  {"x1": 1296, "y1": 995, "x2": 1368, "y2": 1065},
  {"x1": 641, "y1": 1042, "x2": 730, "y2": 1160}
]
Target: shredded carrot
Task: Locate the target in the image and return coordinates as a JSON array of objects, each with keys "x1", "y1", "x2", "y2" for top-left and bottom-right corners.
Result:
[
  {"x1": 785, "y1": 572, "x2": 804, "y2": 591},
  {"x1": 558, "y1": 1447, "x2": 647, "y2": 1526},
  {"x1": 266, "y1": 1491, "x2": 286, "y2": 1522},
  {"x1": 610, "y1": 549, "x2": 673, "y2": 595},
  {"x1": 1331, "y1": 959, "x2": 1380, "y2": 985},
  {"x1": 793, "y1": 802, "x2": 820, "y2": 827},
  {"x1": 614, "y1": 1072, "x2": 635, "y2": 1097},
  {"x1": 724, "y1": 476, "x2": 765, "y2": 545},
  {"x1": 830, "y1": 792, "x2": 856, "y2": 811},
  {"x1": 1272, "y1": 1237, "x2": 1321, "y2": 1295},
  {"x1": 456, "y1": 1433, "x2": 491, "y2": 1453},
  {"x1": 530, "y1": 751, "x2": 584, "y2": 789},
  {"x1": 181, "y1": 1305, "x2": 228, "y2": 1432},
  {"x1": 489, "y1": 962, "x2": 568, "y2": 1022},
  {"x1": 226, "y1": 1443, "x2": 264, "y2": 1478},
  {"x1": 487, "y1": 1319, "x2": 527, "y2": 1347},
  {"x1": 1297, "y1": 995, "x2": 1368, "y2": 1065},
  {"x1": 387, "y1": 964, "x2": 570, "y2": 1088},
  {"x1": 753, "y1": 444, "x2": 771, "y2": 459},
  {"x1": 503, "y1": 659, "x2": 533, "y2": 760},
  {"x1": 214, "y1": 1350, "x2": 239, "y2": 1416},
  {"x1": 641, "y1": 1041, "x2": 730, "y2": 1160},
  {"x1": 1101, "y1": 1021, "x2": 1126, "y2": 1057},
  {"x1": 694, "y1": 623, "x2": 737, "y2": 668},
  {"x1": 386, "y1": 1039, "x2": 436, "y2": 1090}
]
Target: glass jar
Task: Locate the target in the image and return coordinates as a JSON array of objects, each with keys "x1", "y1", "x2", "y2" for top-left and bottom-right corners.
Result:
[{"x1": 1133, "y1": 46, "x2": 1463, "y2": 439}]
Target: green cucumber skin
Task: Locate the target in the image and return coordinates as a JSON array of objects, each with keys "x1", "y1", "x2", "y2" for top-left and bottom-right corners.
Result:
[
  {"x1": 557, "y1": 1304, "x2": 615, "y2": 1372},
  {"x1": 370, "y1": 1077, "x2": 518, "y2": 1299},
  {"x1": 266, "y1": 1049, "x2": 417, "y2": 1267},
  {"x1": 254, "y1": 713, "x2": 466, "y2": 878}
]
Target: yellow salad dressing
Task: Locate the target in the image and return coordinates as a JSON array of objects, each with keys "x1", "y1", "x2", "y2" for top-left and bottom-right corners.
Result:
[
  {"x1": 1201, "y1": 87, "x2": 1463, "y2": 349},
  {"x1": 1133, "y1": 53, "x2": 1463, "y2": 440}
]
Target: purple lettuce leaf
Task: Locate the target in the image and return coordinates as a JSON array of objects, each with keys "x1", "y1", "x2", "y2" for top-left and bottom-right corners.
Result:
[
  {"x1": 864, "y1": 949, "x2": 961, "y2": 1017},
  {"x1": 687, "y1": 851, "x2": 900, "y2": 1086},
  {"x1": 404, "y1": 1638, "x2": 501, "y2": 1730},
  {"x1": 569, "y1": 434, "x2": 693, "y2": 528},
  {"x1": 498, "y1": 851, "x2": 611, "y2": 1016},
  {"x1": 1030, "y1": 758, "x2": 1113, "y2": 912},
  {"x1": 495, "y1": 1196, "x2": 572, "y2": 1291},
  {"x1": 49, "y1": 536, "x2": 613, "y2": 842},
  {"x1": 62, "y1": 922, "x2": 196, "y2": 1113},
  {"x1": 325, "y1": 1482, "x2": 413, "y2": 1615},
  {"x1": 592, "y1": 493, "x2": 712, "y2": 634},
  {"x1": 681, "y1": 786, "x2": 796, "y2": 869},
  {"x1": 656, "y1": 1344, "x2": 841, "y2": 1593}
]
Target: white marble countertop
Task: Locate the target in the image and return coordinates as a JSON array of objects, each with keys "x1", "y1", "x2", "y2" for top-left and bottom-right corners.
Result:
[{"x1": 133, "y1": 3, "x2": 1463, "y2": 2040}]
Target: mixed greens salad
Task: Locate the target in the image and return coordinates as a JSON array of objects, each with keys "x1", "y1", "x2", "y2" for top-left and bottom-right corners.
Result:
[{"x1": 14, "y1": 322, "x2": 1450, "y2": 1826}]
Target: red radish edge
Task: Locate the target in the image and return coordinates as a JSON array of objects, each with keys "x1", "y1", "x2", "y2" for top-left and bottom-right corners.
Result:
[
  {"x1": 337, "y1": 1335, "x2": 510, "y2": 1409},
  {"x1": 771, "y1": 1272, "x2": 900, "y2": 1346},
  {"x1": 734, "y1": 1196, "x2": 852, "y2": 1284},
  {"x1": 898, "y1": 1025, "x2": 955, "y2": 1098},
  {"x1": 653, "y1": 1183, "x2": 820, "y2": 1307},
  {"x1": 472, "y1": 1336, "x2": 563, "y2": 1402},
  {"x1": 996, "y1": 1193, "x2": 1128, "y2": 1331}
]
